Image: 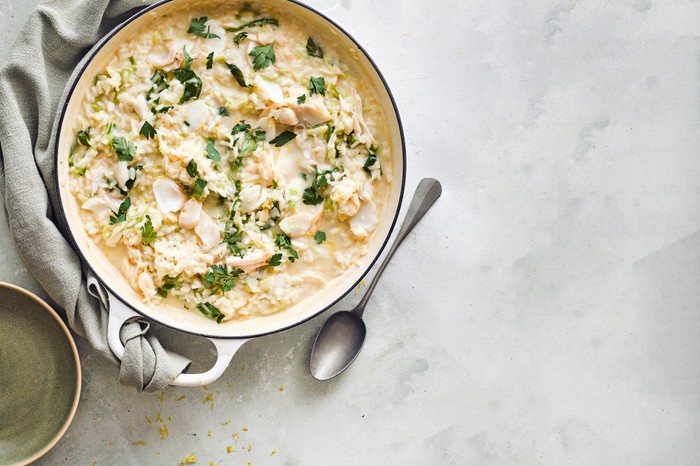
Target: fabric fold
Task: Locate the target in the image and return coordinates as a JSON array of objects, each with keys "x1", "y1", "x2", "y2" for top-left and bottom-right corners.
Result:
[{"x1": 0, "y1": 0, "x2": 192, "y2": 392}]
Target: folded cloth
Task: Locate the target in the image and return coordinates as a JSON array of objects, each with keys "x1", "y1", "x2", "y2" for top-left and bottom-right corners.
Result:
[{"x1": 0, "y1": 0, "x2": 191, "y2": 391}]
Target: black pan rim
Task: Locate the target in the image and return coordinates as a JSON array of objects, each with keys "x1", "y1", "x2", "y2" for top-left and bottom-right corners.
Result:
[{"x1": 53, "y1": 0, "x2": 407, "y2": 340}]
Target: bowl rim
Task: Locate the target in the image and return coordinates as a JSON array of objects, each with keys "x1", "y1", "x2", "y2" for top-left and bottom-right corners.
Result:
[
  {"x1": 53, "y1": 0, "x2": 407, "y2": 339},
  {"x1": 0, "y1": 282, "x2": 81, "y2": 466}
]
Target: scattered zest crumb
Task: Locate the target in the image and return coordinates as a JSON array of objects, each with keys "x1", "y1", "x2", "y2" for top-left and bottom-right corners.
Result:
[
  {"x1": 222, "y1": 420, "x2": 232, "y2": 425},
  {"x1": 278, "y1": 386, "x2": 284, "y2": 392},
  {"x1": 177, "y1": 395, "x2": 186, "y2": 401},
  {"x1": 180, "y1": 453, "x2": 197, "y2": 464},
  {"x1": 157, "y1": 392, "x2": 165, "y2": 402},
  {"x1": 203, "y1": 385, "x2": 209, "y2": 391},
  {"x1": 226, "y1": 446, "x2": 234, "y2": 454},
  {"x1": 204, "y1": 393, "x2": 214, "y2": 403},
  {"x1": 159, "y1": 425, "x2": 169, "y2": 440},
  {"x1": 132, "y1": 440, "x2": 146, "y2": 446},
  {"x1": 270, "y1": 450, "x2": 278, "y2": 456},
  {"x1": 247, "y1": 445, "x2": 252, "y2": 452},
  {"x1": 145, "y1": 416, "x2": 153, "y2": 424},
  {"x1": 107, "y1": 442, "x2": 114, "y2": 447},
  {"x1": 155, "y1": 413, "x2": 164, "y2": 423},
  {"x1": 242, "y1": 427, "x2": 249, "y2": 432},
  {"x1": 207, "y1": 430, "x2": 212, "y2": 437},
  {"x1": 155, "y1": 452, "x2": 161, "y2": 455}
]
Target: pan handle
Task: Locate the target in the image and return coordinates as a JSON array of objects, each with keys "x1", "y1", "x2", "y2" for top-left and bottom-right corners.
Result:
[{"x1": 106, "y1": 292, "x2": 248, "y2": 387}]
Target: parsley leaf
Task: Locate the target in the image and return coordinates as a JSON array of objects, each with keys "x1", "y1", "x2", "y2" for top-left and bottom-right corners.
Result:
[
  {"x1": 77, "y1": 128, "x2": 91, "y2": 146},
  {"x1": 226, "y1": 62, "x2": 247, "y2": 87},
  {"x1": 187, "y1": 17, "x2": 221, "y2": 39},
  {"x1": 275, "y1": 233, "x2": 299, "y2": 262},
  {"x1": 206, "y1": 52, "x2": 214, "y2": 69},
  {"x1": 156, "y1": 275, "x2": 180, "y2": 298},
  {"x1": 302, "y1": 168, "x2": 334, "y2": 205},
  {"x1": 182, "y1": 46, "x2": 193, "y2": 70},
  {"x1": 218, "y1": 106, "x2": 229, "y2": 116},
  {"x1": 109, "y1": 197, "x2": 131, "y2": 224},
  {"x1": 314, "y1": 231, "x2": 326, "y2": 244},
  {"x1": 309, "y1": 76, "x2": 326, "y2": 95},
  {"x1": 197, "y1": 302, "x2": 225, "y2": 323},
  {"x1": 139, "y1": 121, "x2": 156, "y2": 139},
  {"x1": 231, "y1": 121, "x2": 252, "y2": 134},
  {"x1": 154, "y1": 105, "x2": 172, "y2": 114},
  {"x1": 306, "y1": 37, "x2": 324, "y2": 58},
  {"x1": 172, "y1": 68, "x2": 202, "y2": 103},
  {"x1": 363, "y1": 149, "x2": 378, "y2": 176},
  {"x1": 233, "y1": 32, "x2": 248, "y2": 46},
  {"x1": 146, "y1": 69, "x2": 169, "y2": 100},
  {"x1": 186, "y1": 159, "x2": 198, "y2": 178},
  {"x1": 191, "y1": 178, "x2": 207, "y2": 200},
  {"x1": 111, "y1": 136, "x2": 136, "y2": 161},
  {"x1": 238, "y1": 132, "x2": 258, "y2": 155},
  {"x1": 200, "y1": 264, "x2": 243, "y2": 295},
  {"x1": 267, "y1": 253, "x2": 282, "y2": 267},
  {"x1": 141, "y1": 215, "x2": 157, "y2": 245},
  {"x1": 269, "y1": 130, "x2": 296, "y2": 147},
  {"x1": 225, "y1": 17, "x2": 279, "y2": 33},
  {"x1": 206, "y1": 138, "x2": 222, "y2": 161},
  {"x1": 297, "y1": 94, "x2": 306, "y2": 104},
  {"x1": 249, "y1": 43, "x2": 275, "y2": 70}
]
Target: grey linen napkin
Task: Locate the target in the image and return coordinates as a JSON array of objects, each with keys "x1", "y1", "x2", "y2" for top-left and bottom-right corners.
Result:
[{"x1": 0, "y1": 0, "x2": 191, "y2": 391}]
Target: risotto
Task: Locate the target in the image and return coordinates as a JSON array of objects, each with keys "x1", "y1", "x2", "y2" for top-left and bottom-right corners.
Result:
[{"x1": 67, "y1": 5, "x2": 392, "y2": 322}]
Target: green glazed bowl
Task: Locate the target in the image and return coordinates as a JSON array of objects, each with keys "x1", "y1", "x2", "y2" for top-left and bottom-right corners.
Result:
[{"x1": 0, "y1": 283, "x2": 81, "y2": 466}]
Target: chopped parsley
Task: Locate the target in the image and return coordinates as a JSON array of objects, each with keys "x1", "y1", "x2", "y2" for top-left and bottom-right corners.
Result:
[
  {"x1": 233, "y1": 32, "x2": 248, "y2": 46},
  {"x1": 77, "y1": 128, "x2": 91, "y2": 146},
  {"x1": 109, "y1": 197, "x2": 131, "y2": 224},
  {"x1": 111, "y1": 136, "x2": 136, "y2": 161},
  {"x1": 302, "y1": 168, "x2": 334, "y2": 205},
  {"x1": 231, "y1": 121, "x2": 252, "y2": 134},
  {"x1": 172, "y1": 68, "x2": 202, "y2": 103},
  {"x1": 197, "y1": 303, "x2": 225, "y2": 323},
  {"x1": 249, "y1": 43, "x2": 275, "y2": 70},
  {"x1": 238, "y1": 132, "x2": 258, "y2": 155},
  {"x1": 275, "y1": 233, "x2": 299, "y2": 262},
  {"x1": 187, "y1": 17, "x2": 221, "y2": 39},
  {"x1": 154, "y1": 105, "x2": 172, "y2": 114},
  {"x1": 146, "y1": 69, "x2": 169, "y2": 100},
  {"x1": 156, "y1": 275, "x2": 179, "y2": 298},
  {"x1": 206, "y1": 52, "x2": 214, "y2": 69},
  {"x1": 269, "y1": 130, "x2": 296, "y2": 147},
  {"x1": 267, "y1": 253, "x2": 283, "y2": 267},
  {"x1": 206, "y1": 138, "x2": 222, "y2": 161},
  {"x1": 141, "y1": 215, "x2": 157, "y2": 245},
  {"x1": 314, "y1": 231, "x2": 326, "y2": 244},
  {"x1": 182, "y1": 46, "x2": 194, "y2": 70},
  {"x1": 226, "y1": 62, "x2": 247, "y2": 87},
  {"x1": 363, "y1": 149, "x2": 378, "y2": 176},
  {"x1": 191, "y1": 178, "x2": 207, "y2": 199},
  {"x1": 218, "y1": 106, "x2": 229, "y2": 116},
  {"x1": 225, "y1": 17, "x2": 279, "y2": 33},
  {"x1": 306, "y1": 37, "x2": 324, "y2": 58},
  {"x1": 186, "y1": 159, "x2": 198, "y2": 178},
  {"x1": 139, "y1": 121, "x2": 156, "y2": 139},
  {"x1": 296, "y1": 94, "x2": 306, "y2": 104},
  {"x1": 309, "y1": 76, "x2": 326, "y2": 95},
  {"x1": 200, "y1": 264, "x2": 243, "y2": 295}
]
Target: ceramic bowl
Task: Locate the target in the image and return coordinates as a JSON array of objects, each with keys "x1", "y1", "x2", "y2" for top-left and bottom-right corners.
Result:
[{"x1": 0, "y1": 283, "x2": 81, "y2": 465}]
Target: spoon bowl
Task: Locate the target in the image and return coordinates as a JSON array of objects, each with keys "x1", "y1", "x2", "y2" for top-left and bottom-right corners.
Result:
[{"x1": 309, "y1": 311, "x2": 367, "y2": 380}]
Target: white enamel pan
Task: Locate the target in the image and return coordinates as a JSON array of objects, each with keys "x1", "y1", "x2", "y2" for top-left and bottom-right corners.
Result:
[{"x1": 54, "y1": 0, "x2": 406, "y2": 386}]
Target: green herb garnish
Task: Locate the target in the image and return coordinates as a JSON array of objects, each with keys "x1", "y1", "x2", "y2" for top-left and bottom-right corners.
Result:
[
  {"x1": 186, "y1": 159, "x2": 198, "y2": 178},
  {"x1": 139, "y1": 121, "x2": 156, "y2": 139},
  {"x1": 206, "y1": 52, "x2": 214, "y2": 69},
  {"x1": 269, "y1": 130, "x2": 296, "y2": 147},
  {"x1": 233, "y1": 32, "x2": 248, "y2": 46},
  {"x1": 231, "y1": 121, "x2": 252, "y2": 134},
  {"x1": 191, "y1": 178, "x2": 207, "y2": 199},
  {"x1": 309, "y1": 76, "x2": 326, "y2": 95},
  {"x1": 363, "y1": 149, "x2": 378, "y2": 176},
  {"x1": 297, "y1": 94, "x2": 306, "y2": 104},
  {"x1": 197, "y1": 302, "x2": 225, "y2": 323},
  {"x1": 141, "y1": 215, "x2": 157, "y2": 245},
  {"x1": 314, "y1": 231, "x2": 326, "y2": 244},
  {"x1": 172, "y1": 68, "x2": 202, "y2": 103},
  {"x1": 200, "y1": 264, "x2": 243, "y2": 295},
  {"x1": 275, "y1": 233, "x2": 299, "y2": 262},
  {"x1": 111, "y1": 136, "x2": 136, "y2": 161},
  {"x1": 306, "y1": 37, "x2": 324, "y2": 58},
  {"x1": 156, "y1": 275, "x2": 180, "y2": 298},
  {"x1": 225, "y1": 17, "x2": 279, "y2": 33},
  {"x1": 188, "y1": 17, "x2": 221, "y2": 39},
  {"x1": 267, "y1": 253, "x2": 282, "y2": 267},
  {"x1": 218, "y1": 106, "x2": 229, "y2": 116},
  {"x1": 206, "y1": 138, "x2": 222, "y2": 162},
  {"x1": 249, "y1": 43, "x2": 275, "y2": 70},
  {"x1": 226, "y1": 62, "x2": 247, "y2": 87},
  {"x1": 109, "y1": 197, "x2": 131, "y2": 224},
  {"x1": 77, "y1": 128, "x2": 91, "y2": 146}
]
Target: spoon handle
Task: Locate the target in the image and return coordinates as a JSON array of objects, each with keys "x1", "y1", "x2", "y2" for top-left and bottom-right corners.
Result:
[{"x1": 354, "y1": 177, "x2": 442, "y2": 315}]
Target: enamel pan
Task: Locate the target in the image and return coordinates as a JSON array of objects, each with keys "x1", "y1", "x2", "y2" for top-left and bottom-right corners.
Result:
[{"x1": 55, "y1": 0, "x2": 405, "y2": 386}]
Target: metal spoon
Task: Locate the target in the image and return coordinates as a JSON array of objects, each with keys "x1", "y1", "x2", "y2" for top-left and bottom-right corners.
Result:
[{"x1": 309, "y1": 177, "x2": 443, "y2": 380}]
